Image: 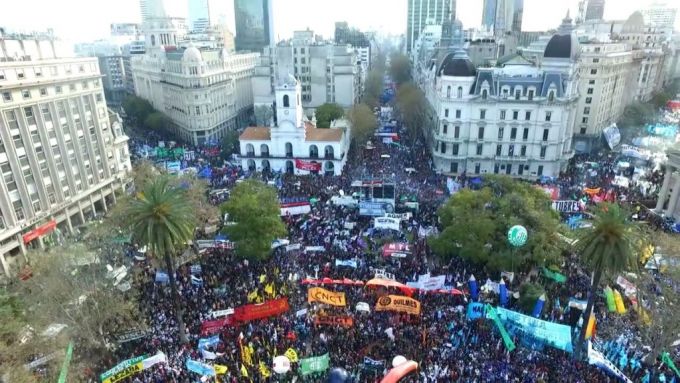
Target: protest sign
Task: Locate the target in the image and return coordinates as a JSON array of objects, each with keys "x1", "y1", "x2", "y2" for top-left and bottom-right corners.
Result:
[
  {"x1": 313, "y1": 315, "x2": 354, "y2": 328},
  {"x1": 364, "y1": 357, "x2": 385, "y2": 370},
  {"x1": 186, "y1": 359, "x2": 215, "y2": 377},
  {"x1": 374, "y1": 216, "x2": 401, "y2": 231},
  {"x1": 495, "y1": 307, "x2": 573, "y2": 353},
  {"x1": 335, "y1": 259, "x2": 358, "y2": 268},
  {"x1": 466, "y1": 302, "x2": 485, "y2": 320},
  {"x1": 210, "y1": 308, "x2": 234, "y2": 318},
  {"x1": 373, "y1": 268, "x2": 396, "y2": 280},
  {"x1": 115, "y1": 329, "x2": 150, "y2": 344},
  {"x1": 100, "y1": 355, "x2": 146, "y2": 383},
  {"x1": 552, "y1": 200, "x2": 580, "y2": 213},
  {"x1": 375, "y1": 295, "x2": 421, "y2": 315},
  {"x1": 295, "y1": 308, "x2": 308, "y2": 317},
  {"x1": 285, "y1": 243, "x2": 302, "y2": 251},
  {"x1": 299, "y1": 353, "x2": 330, "y2": 376},
  {"x1": 356, "y1": 302, "x2": 371, "y2": 312},
  {"x1": 233, "y1": 297, "x2": 290, "y2": 322},
  {"x1": 200, "y1": 316, "x2": 235, "y2": 336},
  {"x1": 308, "y1": 287, "x2": 346, "y2": 306},
  {"x1": 385, "y1": 212, "x2": 412, "y2": 221},
  {"x1": 304, "y1": 246, "x2": 325, "y2": 253},
  {"x1": 198, "y1": 335, "x2": 221, "y2": 350},
  {"x1": 382, "y1": 243, "x2": 412, "y2": 258},
  {"x1": 419, "y1": 275, "x2": 446, "y2": 291}
]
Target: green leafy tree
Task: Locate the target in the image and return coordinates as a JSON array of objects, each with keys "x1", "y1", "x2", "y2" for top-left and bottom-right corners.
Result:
[
  {"x1": 220, "y1": 180, "x2": 286, "y2": 261},
  {"x1": 574, "y1": 203, "x2": 639, "y2": 357},
  {"x1": 143, "y1": 111, "x2": 170, "y2": 131},
  {"x1": 389, "y1": 52, "x2": 412, "y2": 85},
  {"x1": 348, "y1": 103, "x2": 378, "y2": 145},
  {"x1": 122, "y1": 96, "x2": 153, "y2": 122},
  {"x1": 315, "y1": 103, "x2": 344, "y2": 128},
  {"x1": 517, "y1": 283, "x2": 547, "y2": 314},
  {"x1": 430, "y1": 175, "x2": 563, "y2": 272},
  {"x1": 363, "y1": 69, "x2": 384, "y2": 109},
  {"x1": 254, "y1": 104, "x2": 274, "y2": 127},
  {"x1": 395, "y1": 83, "x2": 427, "y2": 145},
  {"x1": 126, "y1": 177, "x2": 196, "y2": 343},
  {"x1": 221, "y1": 130, "x2": 240, "y2": 159}
]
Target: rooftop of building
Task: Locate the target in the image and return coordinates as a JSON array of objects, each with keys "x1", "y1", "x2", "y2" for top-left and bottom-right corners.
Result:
[
  {"x1": 239, "y1": 127, "x2": 271, "y2": 141},
  {"x1": 239, "y1": 121, "x2": 344, "y2": 143}
]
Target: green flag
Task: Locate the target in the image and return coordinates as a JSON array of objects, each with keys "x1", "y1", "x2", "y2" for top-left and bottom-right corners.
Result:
[
  {"x1": 485, "y1": 305, "x2": 516, "y2": 352},
  {"x1": 542, "y1": 267, "x2": 567, "y2": 283},
  {"x1": 662, "y1": 352, "x2": 680, "y2": 377},
  {"x1": 57, "y1": 342, "x2": 73, "y2": 383},
  {"x1": 299, "y1": 353, "x2": 330, "y2": 376}
]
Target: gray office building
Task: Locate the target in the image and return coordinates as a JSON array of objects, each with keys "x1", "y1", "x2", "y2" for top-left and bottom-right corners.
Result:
[
  {"x1": 234, "y1": 0, "x2": 274, "y2": 52},
  {"x1": 585, "y1": 0, "x2": 605, "y2": 21},
  {"x1": 407, "y1": 0, "x2": 455, "y2": 53}
]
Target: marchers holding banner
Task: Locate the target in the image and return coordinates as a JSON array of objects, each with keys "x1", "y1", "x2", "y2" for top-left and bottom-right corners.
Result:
[
  {"x1": 313, "y1": 315, "x2": 354, "y2": 328},
  {"x1": 233, "y1": 297, "x2": 290, "y2": 322},
  {"x1": 100, "y1": 355, "x2": 146, "y2": 383},
  {"x1": 375, "y1": 295, "x2": 421, "y2": 315},
  {"x1": 307, "y1": 287, "x2": 347, "y2": 306},
  {"x1": 552, "y1": 200, "x2": 580, "y2": 213},
  {"x1": 295, "y1": 159, "x2": 322, "y2": 172},
  {"x1": 373, "y1": 216, "x2": 401, "y2": 231}
]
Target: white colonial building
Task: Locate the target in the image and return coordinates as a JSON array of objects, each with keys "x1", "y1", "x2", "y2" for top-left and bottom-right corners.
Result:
[
  {"x1": 239, "y1": 75, "x2": 350, "y2": 176},
  {"x1": 420, "y1": 23, "x2": 580, "y2": 178}
]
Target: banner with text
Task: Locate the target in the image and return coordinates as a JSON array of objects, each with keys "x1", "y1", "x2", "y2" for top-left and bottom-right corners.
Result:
[
  {"x1": 374, "y1": 216, "x2": 401, "y2": 231},
  {"x1": 375, "y1": 295, "x2": 421, "y2": 315},
  {"x1": 233, "y1": 297, "x2": 290, "y2": 322},
  {"x1": 308, "y1": 287, "x2": 347, "y2": 306},
  {"x1": 495, "y1": 307, "x2": 573, "y2": 353},
  {"x1": 313, "y1": 315, "x2": 354, "y2": 328},
  {"x1": 299, "y1": 353, "x2": 330, "y2": 376}
]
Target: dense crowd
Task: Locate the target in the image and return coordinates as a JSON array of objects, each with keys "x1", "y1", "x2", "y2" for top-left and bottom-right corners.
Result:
[{"x1": 92, "y1": 106, "x2": 680, "y2": 383}]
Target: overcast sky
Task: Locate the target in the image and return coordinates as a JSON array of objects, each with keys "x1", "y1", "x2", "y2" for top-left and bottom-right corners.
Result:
[{"x1": 2, "y1": 0, "x2": 678, "y2": 43}]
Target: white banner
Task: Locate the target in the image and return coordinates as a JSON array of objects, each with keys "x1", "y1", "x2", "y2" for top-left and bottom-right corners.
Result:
[
  {"x1": 420, "y1": 275, "x2": 446, "y2": 290},
  {"x1": 142, "y1": 352, "x2": 168, "y2": 370},
  {"x1": 285, "y1": 243, "x2": 302, "y2": 251},
  {"x1": 384, "y1": 212, "x2": 412, "y2": 221},
  {"x1": 296, "y1": 308, "x2": 308, "y2": 317},
  {"x1": 343, "y1": 222, "x2": 356, "y2": 230},
  {"x1": 552, "y1": 200, "x2": 580, "y2": 212},
  {"x1": 356, "y1": 302, "x2": 371, "y2": 312},
  {"x1": 374, "y1": 268, "x2": 395, "y2": 280},
  {"x1": 210, "y1": 308, "x2": 234, "y2": 318},
  {"x1": 374, "y1": 217, "x2": 401, "y2": 231},
  {"x1": 500, "y1": 271, "x2": 515, "y2": 283},
  {"x1": 280, "y1": 203, "x2": 311, "y2": 216},
  {"x1": 304, "y1": 246, "x2": 325, "y2": 253}
]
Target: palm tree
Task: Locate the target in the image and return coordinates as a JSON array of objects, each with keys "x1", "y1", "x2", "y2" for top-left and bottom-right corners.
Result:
[
  {"x1": 575, "y1": 203, "x2": 638, "y2": 357},
  {"x1": 126, "y1": 177, "x2": 195, "y2": 343}
]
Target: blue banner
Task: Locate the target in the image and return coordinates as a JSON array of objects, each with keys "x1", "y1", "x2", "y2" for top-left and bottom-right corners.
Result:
[
  {"x1": 495, "y1": 307, "x2": 573, "y2": 353},
  {"x1": 466, "y1": 302, "x2": 485, "y2": 320},
  {"x1": 198, "y1": 335, "x2": 221, "y2": 350},
  {"x1": 190, "y1": 265, "x2": 202, "y2": 275},
  {"x1": 155, "y1": 271, "x2": 169, "y2": 284},
  {"x1": 191, "y1": 275, "x2": 203, "y2": 287},
  {"x1": 186, "y1": 359, "x2": 215, "y2": 376},
  {"x1": 335, "y1": 259, "x2": 357, "y2": 268}
]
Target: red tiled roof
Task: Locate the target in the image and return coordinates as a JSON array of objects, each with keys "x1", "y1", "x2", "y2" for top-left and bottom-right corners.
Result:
[
  {"x1": 304, "y1": 121, "x2": 343, "y2": 142},
  {"x1": 239, "y1": 127, "x2": 271, "y2": 141}
]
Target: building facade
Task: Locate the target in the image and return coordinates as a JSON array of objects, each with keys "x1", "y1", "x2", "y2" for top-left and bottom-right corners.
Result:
[
  {"x1": 239, "y1": 76, "x2": 350, "y2": 175},
  {"x1": 0, "y1": 38, "x2": 131, "y2": 276},
  {"x1": 252, "y1": 39, "x2": 362, "y2": 111},
  {"x1": 571, "y1": 41, "x2": 632, "y2": 152},
  {"x1": 585, "y1": 0, "x2": 605, "y2": 21},
  {"x1": 407, "y1": 0, "x2": 455, "y2": 52},
  {"x1": 482, "y1": 0, "x2": 522, "y2": 35},
  {"x1": 641, "y1": 2, "x2": 678, "y2": 38},
  {"x1": 234, "y1": 0, "x2": 274, "y2": 52},
  {"x1": 416, "y1": 17, "x2": 580, "y2": 178}
]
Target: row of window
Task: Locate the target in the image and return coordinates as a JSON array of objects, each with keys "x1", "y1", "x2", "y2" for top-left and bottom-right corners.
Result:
[
  {"x1": 440, "y1": 126, "x2": 552, "y2": 142},
  {"x1": 2, "y1": 80, "x2": 102, "y2": 103},
  {"x1": 443, "y1": 108, "x2": 552, "y2": 121},
  {"x1": 0, "y1": 62, "x2": 98, "y2": 82},
  {"x1": 438, "y1": 142, "x2": 549, "y2": 158},
  {"x1": 447, "y1": 162, "x2": 545, "y2": 176}
]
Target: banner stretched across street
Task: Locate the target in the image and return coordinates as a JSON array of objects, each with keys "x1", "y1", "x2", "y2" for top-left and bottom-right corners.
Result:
[{"x1": 233, "y1": 297, "x2": 290, "y2": 322}]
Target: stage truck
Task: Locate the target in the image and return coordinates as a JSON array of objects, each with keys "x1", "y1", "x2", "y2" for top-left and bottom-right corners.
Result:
[{"x1": 350, "y1": 178, "x2": 396, "y2": 216}]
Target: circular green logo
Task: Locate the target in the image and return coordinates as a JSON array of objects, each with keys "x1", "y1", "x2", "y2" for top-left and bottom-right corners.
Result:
[{"x1": 507, "y1": 225, "x2": 527, "y2": 247}]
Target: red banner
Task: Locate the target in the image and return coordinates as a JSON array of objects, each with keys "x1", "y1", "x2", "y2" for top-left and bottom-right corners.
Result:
[
  {"x1": 295, "y1": 159, "x2": 321, "y2": 172},
  {"x1": 382, "y1": 243, "x2": 412, "y2": 257},
  {"x1": 233, "y1": 297, "x2": 289, "y2": 322},
  {"x1": 200, "y1": 316, "x2": 234, "y2": 335},
  {"x1": 23, "y1": 220, "x2": 56, "y2": 244},
  {"x1": 313, "y1": 315, "x2": 354, "y2": 328}
]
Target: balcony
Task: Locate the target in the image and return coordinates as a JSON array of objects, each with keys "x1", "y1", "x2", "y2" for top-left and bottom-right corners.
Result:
[{"x1": 494, "y1": 155, "x2": 530, "y2": 162}]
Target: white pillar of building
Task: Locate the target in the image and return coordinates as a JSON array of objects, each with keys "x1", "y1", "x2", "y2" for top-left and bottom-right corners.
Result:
[
  {"x1": 78, "y1": 203, "x2": 85, "y2": 224},
  {"x1": 66, "y1": 213, "x2": 74, "y2": 234},
  {"x1": 666, "y1": 176, "x2": 680, "y2": 217},
  {"x1": 0, "y1": 253, "x2": 9, "y2": 277},
  {"x1": 656, "y1": 166, "x2": 674, "y2": 211},
  {"x1": 101, "y1": 192, "x2": 108, "y2": 213},
  {"x1": 17, "y1": 234, "x2": 28, "y2": 263}
]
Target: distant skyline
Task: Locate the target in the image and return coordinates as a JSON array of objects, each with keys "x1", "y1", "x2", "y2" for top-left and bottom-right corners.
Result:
[{"x1": 2, "y1": 0, "x2": 679, "y2": 45}]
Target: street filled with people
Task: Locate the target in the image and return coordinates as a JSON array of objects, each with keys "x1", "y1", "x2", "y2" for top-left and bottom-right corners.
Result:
[{"x1": 91, "y1": 92, "x2": 680, "y2": 383}]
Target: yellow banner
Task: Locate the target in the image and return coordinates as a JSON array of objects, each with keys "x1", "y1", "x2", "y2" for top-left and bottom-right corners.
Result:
[
  {"x1": 307, "y1": 287, "x2": 347, "y2": 306},
  {"x1": 102, "y1": 361, "x2": 143, "y2": 383},
  {"x1": 375, "y1": 295, "x2": 421, "y2": 315}
]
